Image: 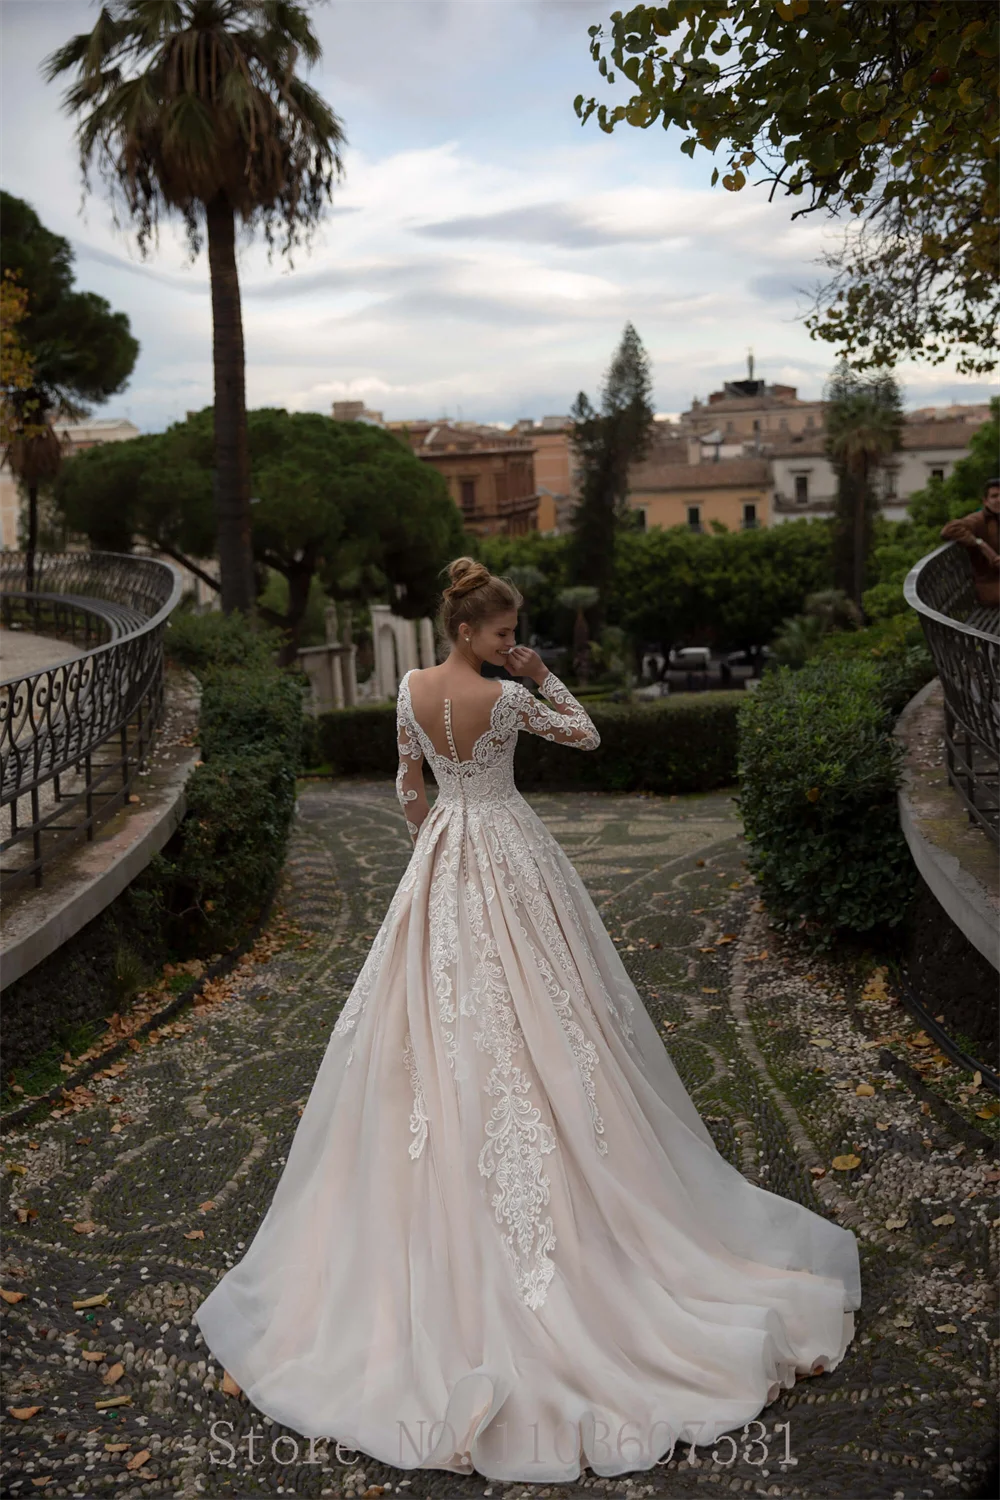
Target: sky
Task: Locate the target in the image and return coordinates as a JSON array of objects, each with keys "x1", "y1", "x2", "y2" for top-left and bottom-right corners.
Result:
[{"x1": 1, "y1": 0, "x2": 994, "y2": 435}]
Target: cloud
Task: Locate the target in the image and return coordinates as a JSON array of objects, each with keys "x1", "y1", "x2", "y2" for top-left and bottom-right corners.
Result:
[{"x1": 1, "y1": 0, "x2": 988, "y2": 434}]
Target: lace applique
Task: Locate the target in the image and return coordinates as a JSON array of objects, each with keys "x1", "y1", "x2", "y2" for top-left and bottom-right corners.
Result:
[
  {"x1": 465, "y1": 868, "x2": 558, "y2": 1311},
  {"x1": 509, "y1": 672, "x2": 601, "y2": 750},
  {"x1": 402, "y1": 1030, "x2": 429, "y2": 1159}
]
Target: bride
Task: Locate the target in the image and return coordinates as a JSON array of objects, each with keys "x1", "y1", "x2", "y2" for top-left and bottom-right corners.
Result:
[{"x1": 194, "y1": 557, "x2": 861, "y2": 1483}]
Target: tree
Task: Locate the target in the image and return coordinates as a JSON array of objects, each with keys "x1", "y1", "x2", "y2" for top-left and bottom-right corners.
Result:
[
  {"x1": 55, "y1": 408, "x2": 467, "y2": 665},
  {"x1": 576, "y1": 2, "x2": 998, "y2": 375},
  {"x1": 44, "y1": 0, "x2": 347, "y2": 619},
  {"x1": 824, "y1": 362, "x2": 903, "y2": 609},
  {"x1": 568, "y1": 322, "x2": 654, "y2": 632},
  {"x1": 557, "y1": 585, "x2": 600, "y2": 684},
  {"x1": 0, "y1": 273, "x2": 35, "y2": 416},
  {"x1": 612, "y1": 520, "x2": 835, "y2": 666},
  {"x1": 0, "y1": 193, "x2": 138, "y2": 585}
]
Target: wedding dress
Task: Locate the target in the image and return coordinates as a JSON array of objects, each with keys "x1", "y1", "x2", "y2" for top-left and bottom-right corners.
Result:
[{"x1": 193, "y1": 668, "x2": 861, "y2": 1483}]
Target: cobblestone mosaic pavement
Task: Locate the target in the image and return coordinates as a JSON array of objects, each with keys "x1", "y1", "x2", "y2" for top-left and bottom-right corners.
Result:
[{"x1": 2, "y1": 781, "x2": 997, "y2": 1500}]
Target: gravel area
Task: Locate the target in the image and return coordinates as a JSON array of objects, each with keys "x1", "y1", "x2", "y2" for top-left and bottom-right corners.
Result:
[{"x1": 1, "y1": 780, "x2": 997, "y2": 1499}]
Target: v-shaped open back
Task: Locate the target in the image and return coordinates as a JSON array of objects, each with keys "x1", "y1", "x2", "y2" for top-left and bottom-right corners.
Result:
[{"x1": 403, "y1": 671, "x2": 506, "y2": 766}]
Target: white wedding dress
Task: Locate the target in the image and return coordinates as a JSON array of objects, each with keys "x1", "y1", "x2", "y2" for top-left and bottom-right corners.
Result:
[{"x1": 194, "y1": 668, "x2": 861, "y2": 1483}]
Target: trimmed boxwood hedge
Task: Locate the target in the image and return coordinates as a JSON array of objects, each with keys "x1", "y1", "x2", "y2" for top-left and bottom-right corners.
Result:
[
  {"x1": 2, "y1": 610, "x2": 305, "y2": 1085},
  {"x1": 307, "y1": 689, "x2": 742, "y2": 795}
]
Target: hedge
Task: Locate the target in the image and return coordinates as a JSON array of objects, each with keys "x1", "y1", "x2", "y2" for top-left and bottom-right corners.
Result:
[
  {"x1": 2, "y1": 609, "x2": 304, "y2": 1086},
  {"x1": 307, "y1": 689, "x2": 743, "y2": 795},
  {"x1": 737, "y1": 657, "x2": 919, "y2": 944}
]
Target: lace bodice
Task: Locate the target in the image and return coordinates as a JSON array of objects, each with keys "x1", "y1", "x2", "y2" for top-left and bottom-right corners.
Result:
[{"x1": 396, "y1": 670, "x2": 599, "y2": 839}]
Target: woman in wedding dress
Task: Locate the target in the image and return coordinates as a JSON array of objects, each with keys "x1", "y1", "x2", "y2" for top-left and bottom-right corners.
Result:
[{"x1": 194, "y1": 557, "x2": 861, "y2": 1484}]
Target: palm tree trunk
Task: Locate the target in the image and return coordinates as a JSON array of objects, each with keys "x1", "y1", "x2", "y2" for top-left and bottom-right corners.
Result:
[{"x1": 206, "y1": 192, "x2": 255, "y2": 619}]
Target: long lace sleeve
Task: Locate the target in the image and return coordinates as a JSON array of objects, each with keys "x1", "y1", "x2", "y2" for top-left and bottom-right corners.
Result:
[
  {"x1": 396, "y1": 689, "x2": 429, "y2": 843},
  {"x1": 508, "y1": 671, "x2": 600, "y2": 750}
]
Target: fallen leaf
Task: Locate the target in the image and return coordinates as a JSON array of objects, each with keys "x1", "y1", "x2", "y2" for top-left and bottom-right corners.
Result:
[
  {"x1": 74, "y1": 1138, "x2": 92, "y2": 1147},
  {"x1": 8, "y1": 1406, "x2": 43, "y2": 1420},
  {"x1": 7, "y1": 1163, "x2": 27, "y2": 1176},
  {"x1": 184, "y1": 1228, "x2": 205, "y2": 1241},
  {"x1": 222, "y1": 1370, "x2": 242, "y2": 1397},
  {"x1": 875, "y1": 1121, "x2": 890, "y2": 1131},
  {"x1": 30, "y1": 1478, "x2": 52, "y2": 1488},
  {"x1": 0, "y1": 1289, "x2": 27, "y2": 1304},
  {"x1": 94, "y1": 1395, "x2": 131, "y2": 1410},
  {"x1": 104, "y1": 1443, "x2": 128, "y2": 1453},
  {"x1": 700, "y1": 988, "x2": 719, "y2": 995},
  {"x1": 72, "y1": 1294, "x2": 109, "y2": 1310},
  {"x1": 831, "y1": 1153, "x2": 862, "y2": 1171},
  {"x1": 892, "y1": 1314, "x2": 913, "y2": 1328},
  {"x1": 198, "y1": 1200, "x2": 216, "y2": 1212},
  {"x1": 127, "y1": 1449, "x2": 152, "y2": 1471},
  {"x1": 72, "y1": 1222, "x2": 97, "y2": 1236},
  {"x1": 855, "y1": 1083, "x2": 875, "y2": 1097},
  {"x1": 931, "y1": 1213, "x2": 955, "y2": 1227},
  {"x1": 809, "y1": 1166, "x2": 827, "y2": 1177},
  {"x1": 81, "y1": 1351, "x2": 106, "y2": 1363},
  {"x1": 884, "y1": 1216, "x2": 908, "y2": 1230},
  {"x1": 102, "y1": 1363, "x2": 124, "y2": 1386},
  {"x1": 935, "y1": 1323, "x2": 958, "y2": 1334}
]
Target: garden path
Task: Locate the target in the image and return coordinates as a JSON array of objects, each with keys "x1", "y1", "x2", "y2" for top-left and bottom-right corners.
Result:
[{"x1": 1, "y1": 781, "x2": 996, "y2": 1499}]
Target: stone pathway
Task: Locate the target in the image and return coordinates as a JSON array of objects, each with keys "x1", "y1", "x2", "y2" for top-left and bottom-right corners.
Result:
[{"x1": 1, "y1": 781, "x2": 997, "y2": 1499}]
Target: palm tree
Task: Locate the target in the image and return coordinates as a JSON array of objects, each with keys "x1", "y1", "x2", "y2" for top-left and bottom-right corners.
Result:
[
  {"x1": 44, "y1": 1, "x2": 346, "y2": 618},
  {"x1": 824, "y1": 364, "x2": 903, "y2": 610},
  {"x1": 505, "y1": 563, "x2": 544, "y2": 646},
  {"x1": 558, "y1": 584, "x2": 599, "y2": 684}
]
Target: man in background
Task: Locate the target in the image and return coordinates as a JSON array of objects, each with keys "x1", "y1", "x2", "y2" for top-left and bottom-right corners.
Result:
[{"x1": 941, "y1": 477, "x2": 1000, "y2": 608}]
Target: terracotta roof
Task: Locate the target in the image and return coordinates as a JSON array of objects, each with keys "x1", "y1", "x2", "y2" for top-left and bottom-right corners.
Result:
[
  {"x1": 770, "y1": 417, "x2": 988, "y2": 459},
  {"x1": 629, "y1": 457, "x2": 771, "y2": 492}
]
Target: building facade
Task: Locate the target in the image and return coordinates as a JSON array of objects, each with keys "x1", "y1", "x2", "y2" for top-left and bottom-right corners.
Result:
[
  {"x1": 391, "y1": 421, "x2": 540, "y2": 537},
  {"x1": 771, "y1": 417, "x2": 991, "y2": 525},
  {"x1": 628, "y1": 454, "x2": 772, "y2": 533},
  {"x1": 0, "y1": 417, "x2": 140, "y2": 551}
]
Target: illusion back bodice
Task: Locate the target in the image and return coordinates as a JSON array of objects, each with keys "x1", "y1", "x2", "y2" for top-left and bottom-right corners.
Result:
[{"x1": 395, "y1": 668, "x2": 601, "y2": 835}]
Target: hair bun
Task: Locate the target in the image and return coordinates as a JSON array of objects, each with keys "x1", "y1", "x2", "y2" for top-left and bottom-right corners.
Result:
[{"x1": 445, "y1": 556, "x2": 491, "y2": 599}]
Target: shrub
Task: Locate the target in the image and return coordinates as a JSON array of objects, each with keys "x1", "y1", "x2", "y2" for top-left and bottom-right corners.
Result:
[
  {"x1": 310, "y1": 690, "x2": 743, "y2": 795},
  {"x1": 737, "y1": 659, "x2": 916, "y2": 943},
  {"x1": 2, "y1": 609, "x2": 305, "y2": 1086}
]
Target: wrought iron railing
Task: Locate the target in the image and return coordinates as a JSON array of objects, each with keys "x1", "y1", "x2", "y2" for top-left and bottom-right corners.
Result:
[
  {"x1": 1, "y1": 551, "x2": 184, "y2": 891},
  {"x1": 905, "y1": 541, "x2": 1000, "y2": 845}
]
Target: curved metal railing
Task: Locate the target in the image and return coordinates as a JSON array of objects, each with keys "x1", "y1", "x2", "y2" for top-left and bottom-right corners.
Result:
[
  {"x1": 904, "y1": 541, "x2": 1000, "y2": 845},
  {"x1": 0, "y1": 551, "x2": 184, "y2": 891}
]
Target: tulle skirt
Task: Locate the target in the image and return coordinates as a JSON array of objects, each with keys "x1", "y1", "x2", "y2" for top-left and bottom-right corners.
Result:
[{"x1": 194, "y1": 789, "x2": 860, "y2": 1482}]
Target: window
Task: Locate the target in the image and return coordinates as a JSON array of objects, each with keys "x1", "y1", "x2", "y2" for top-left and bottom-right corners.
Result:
[
  {"x1": 930, "y1": 467, "x2": 945, "y2": 482},
  {"x1": 726, "y1": 420, "x2": 734, "y2": 434},
  {"x1": 459, "y1": 478, "x2": 476, "y2": 509},
  {"x1": 779, "y1": 417, "x2": 788, "y2": 431},
  {"x1": 634, "y1": 506, "x2": 647, "y2": 531},
  {"x1": 687, "y1": 505, "x2": 702, "y2": 533},
  {"x1": 806, "y1": 415, "x2": 815, "y2": 429},
  {"x1": 794, "y1": 474, "x2": 809, "y2": 504},
  {"x1": 883, "y1": 469, "x2": 899, "y2": 499},
  {"x1": 742, "y1": 502, "x2": 758, "y2": 530}
]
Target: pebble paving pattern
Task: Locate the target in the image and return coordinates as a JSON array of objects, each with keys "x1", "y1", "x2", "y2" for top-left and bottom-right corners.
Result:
[{"x1": 2, "y1": 780, "x2": 997, "y2": 1500}]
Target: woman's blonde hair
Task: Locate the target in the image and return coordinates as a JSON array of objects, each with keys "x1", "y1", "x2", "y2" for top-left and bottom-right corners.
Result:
[{"x1": 437, "y1": 556, "x2": 522, "y2": 644}]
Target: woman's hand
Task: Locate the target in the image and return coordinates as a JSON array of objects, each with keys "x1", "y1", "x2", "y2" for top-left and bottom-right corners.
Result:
[{"x1": 505, "y1": 645, "x2": 549, "y2": 685}]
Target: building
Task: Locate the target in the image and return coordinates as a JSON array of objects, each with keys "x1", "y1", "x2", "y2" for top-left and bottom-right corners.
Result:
[
  {"x1": 628, "y1": 453, "x2": 772, "y2": 533},
  {"x1": 391, "y1": 421, "x2": 540, "y2": 537},
  {"x1": 680, "y1": 360, "x2": 825, "y2": 448},
  {"x1": 0, "y1": 417, "x2": 140, "y2": 550},
  {"x1": 771, "y1": 415, "x2": 991, "y2": 524},
  {"x1": 331, "y1": 400, "x2": 385, "y2": 426},
  {"x1": 511, "y1": 416, "x2": 576, "y2": 533}
]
